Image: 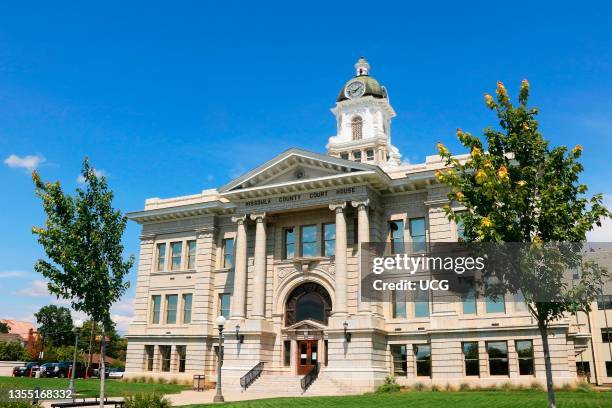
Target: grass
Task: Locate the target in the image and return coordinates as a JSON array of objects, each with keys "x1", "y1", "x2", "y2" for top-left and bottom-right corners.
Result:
[
  {"x1": 185, "y1": 390, "x2": 612, "y2": 408},
  {"x1": 0, "y1": 376, "x2": 188, "y2": 398}
]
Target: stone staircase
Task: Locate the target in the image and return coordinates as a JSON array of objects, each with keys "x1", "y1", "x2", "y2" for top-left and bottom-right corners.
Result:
[{"x1": 233, "y1": 371, "x2": 352, "y2": 398}]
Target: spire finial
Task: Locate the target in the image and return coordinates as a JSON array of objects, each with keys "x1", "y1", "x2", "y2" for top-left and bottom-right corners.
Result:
[{"x1": 355, "y1": 56, "x2": 370, "y2": 76}]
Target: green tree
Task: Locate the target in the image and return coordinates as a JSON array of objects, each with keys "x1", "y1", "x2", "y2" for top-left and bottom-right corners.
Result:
[
  {"x1": 0, "y1": 322, "x2": 10, "y2": 333},
  {"x1": 436, "y1": 80, "x2": 610, "y2": 408},
  {"x1": 34, "y1": 305, "x2": 74, "y2": 347},
  {"x1": 32, "y1": 158, "x2": 133, "y2": 407},
  {"x1": 0, "y1": 341, "x2": 29, "y2": 361}
]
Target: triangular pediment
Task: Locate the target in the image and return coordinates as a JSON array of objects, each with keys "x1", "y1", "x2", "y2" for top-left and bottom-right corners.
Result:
[
  {"x1": 219, "y1": 148, "x2": 380, "y2": 193},
  {"x1": 285, "y1": 319, "x2": 327, "y2": 332}
]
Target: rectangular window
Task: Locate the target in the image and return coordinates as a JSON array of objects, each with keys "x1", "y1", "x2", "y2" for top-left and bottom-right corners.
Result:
[
  {"x1": 389, "y1": 220, "x2": 404, "y2": 254},
  {"x1": 323, "y1": 223, "x2": 336, "y2": 257},
  {"x1": 606, "y1": 361, "x2": 612, "y2": 377},
  {"x1": 366, "y1": 149, "x2": 374, "y2": 161},
  {"x1": 159, "y1": 346, "x2": 171, "y2": 372},
  {"x1": 514, "y1": 291, "x2": 528, "y2": 312},
  {"x1": 187, "y1": 240, "x2": 196, "y2": 270},
  {"x1": 170, "y1": 241, "x2": 182, "y2": 270},
  {"x1": 391, "y1": 345, "x2": 407, "y2": 376},
  {"x1": 352, "y1": 150, "x2": 362, "y2": 162},
  {"x1": 166, "y1": 294, "x2": 178, "y2": 324},
  {"x1": 176, "y1": 345, "x2": 186, "y2": 373},
  {"x1": 460, "y1": 278, "x2": 477, "y2": 314},
  {"x1": 487, "y1": 341, "x2": 509, "y2": 376},
  {"x1": 223, "y1": 238, "x2": 234, "y2": 268},
  {"x1": 392, "y1": 290, "x2": 407, "y2": 319},
  {"x1": 156, "y1": 243, "x2": 166, "y2": 271},
  {"x1": 284, "y1": 228, "x2": 295, "y2": 259},
  {"x1": 182, "y1": 294, "x2": 192, "y2": 324},
  {"x1": 144, "y1": 345, "x2": 154, "y2": 371},
  {"x1": 456, "y1": 214, "x2": 466, "y2": 242},
  {"x1": 602, "y1": 328, "x2": 612, "y2": 343},
  {"x1": 301, "y1": 225, "x2": 318, "y2": 257},
  {"x1": 462, "y1": 342, "x2": 479, "y2": 376},
  {"x1": 598, "y1": 295, "x2": 612, "y2": 310},
  {"x1": 516, "y1": 340, "x2": 534, "y2": 375},
  {"x1": 340, "y1": 153, "x2": 349, "y2": 160},
  {"x1": 283, "y1": 340, "x2": 291, "y2": 367},
  {"x1": 576, "y1": 361, "x2": 590, "y2": 378},
  {"x1": 415, "y1": 288, "x2": 429, "y2": 317},
  {"x1": 414, "y1": 344, "x2": 432, "y2": 377},
  {"x1": 486, "y1": 294, "x2": 506, "y2": 314},
  {"x1": 219, "y1": 293, "x2": 231, "y2": 319},
  {"x1": 151, "y1": 295, "x2": 161, "y2": 324},
  {"x1": 409, "y1": 218, "x2": 426, "y2": 253}
]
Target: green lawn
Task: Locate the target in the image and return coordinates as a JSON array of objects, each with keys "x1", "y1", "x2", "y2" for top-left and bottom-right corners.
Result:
[
  {"x1": 0, "y1": 376, "x2": 188, "y2": 398},
  {"x1": 187, "y1": 390, "x2": 612, "y2": 408}
]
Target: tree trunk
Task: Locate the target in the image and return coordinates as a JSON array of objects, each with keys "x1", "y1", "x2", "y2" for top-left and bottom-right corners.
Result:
[
  {"x1": 86, "y1": 320, "x2": 95, "y2": 377},
  {"x1": 99, "y1": 327, "x2": 106, "y2": 408},
  {"x1": 539, "y1": 321, "x2": 557, "y2": 408}
]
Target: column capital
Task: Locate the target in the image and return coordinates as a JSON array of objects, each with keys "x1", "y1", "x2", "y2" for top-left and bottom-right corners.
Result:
[
  {"x1": 351, "y1": 199, "x2": 370, "y2": 210},
  {"x1": 329, "y1": 202, "x2": 347, "y2": 213},
  {"x1": 249, "y1": 212, "x2": 266, "y2": 223},
  {"x1": 231, "y1": 214, "x2": 248, "y2": 225}
]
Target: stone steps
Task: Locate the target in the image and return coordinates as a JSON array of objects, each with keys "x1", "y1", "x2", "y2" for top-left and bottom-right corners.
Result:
[{"x1": 233, "y1": 372, "x2": 351, "y2": 397}]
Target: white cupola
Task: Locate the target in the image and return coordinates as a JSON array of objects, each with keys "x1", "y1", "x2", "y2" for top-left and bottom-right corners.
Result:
[{"x1": 327, "y1": 57, "x2": 401, "y2": 166}]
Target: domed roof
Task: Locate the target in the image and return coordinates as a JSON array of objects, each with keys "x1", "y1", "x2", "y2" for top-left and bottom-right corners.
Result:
[{"x1": 336, "y1": 57, "x2": 387, "y2": 102}]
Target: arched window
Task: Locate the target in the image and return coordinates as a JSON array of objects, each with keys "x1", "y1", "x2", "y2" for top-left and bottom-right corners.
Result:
[
  {"x1": 285, "y1": 282, "x2": 332, "y2": 326},
  {"x1": 351, "y1": 116, "x2": 363, "y2": 140}
]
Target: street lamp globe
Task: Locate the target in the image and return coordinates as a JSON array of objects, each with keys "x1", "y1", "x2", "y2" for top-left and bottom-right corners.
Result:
[{"x1": 215, "y1": 315, "x2": 226, "y2": 328}]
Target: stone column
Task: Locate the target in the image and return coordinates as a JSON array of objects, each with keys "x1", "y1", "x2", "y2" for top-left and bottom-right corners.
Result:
[
  {"x1": 329, "y1": 202, "x2": 347, "y2": 315},
  {"x1": 231, "y1": 215, "x2": 248, "y2": 319},
  {"x1": 250, "y1": 212, "x2": 267, "y2": 319},
  {"x1": 352, "y1": 199, "x2": 370, "y2": 314}
]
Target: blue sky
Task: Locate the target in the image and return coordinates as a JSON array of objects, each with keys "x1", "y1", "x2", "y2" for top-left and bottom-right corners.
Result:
[{"x1": 1, "y1": 1, "x2": 611, "y2": 332}]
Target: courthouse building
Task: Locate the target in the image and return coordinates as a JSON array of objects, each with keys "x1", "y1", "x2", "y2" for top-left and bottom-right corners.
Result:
[{"x1": 125, "y1": 58, "x2": 612, "y2": 392}]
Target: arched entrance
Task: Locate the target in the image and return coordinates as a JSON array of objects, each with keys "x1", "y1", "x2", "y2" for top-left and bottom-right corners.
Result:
[
  {"x1": 285, "y1": 282, "x2": 332, "y2": 326},
  {"x1": 284, "y1": 282, "x2": 332, "y2": 374}
]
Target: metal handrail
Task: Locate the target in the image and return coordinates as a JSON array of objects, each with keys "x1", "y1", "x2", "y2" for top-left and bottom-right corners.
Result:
[
  {"x1": 300, "y1": 363, "x2": 320, "y2": 391},
  {"x1": 240, "y1": 361, "x2": 264, "y2": 390}
]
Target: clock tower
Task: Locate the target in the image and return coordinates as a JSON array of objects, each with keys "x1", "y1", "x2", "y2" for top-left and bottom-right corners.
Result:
[{"x1": 327, "y1": 57, "x2": 401, "y2": 166}]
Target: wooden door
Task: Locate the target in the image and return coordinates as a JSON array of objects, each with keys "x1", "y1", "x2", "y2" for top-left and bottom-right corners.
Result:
[{"x1": 297, "y1": 340, "x2": 318, "y2": 375}]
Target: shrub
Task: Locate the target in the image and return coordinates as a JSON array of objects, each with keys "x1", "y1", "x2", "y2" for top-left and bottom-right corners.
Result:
[
  {"x1": 156, "y1": 377, "x2": 166, "y2": 384},
  {"x1": 124, "y1": 393, "x2": 171, "y2": 408},
  {"x1": 459, "y1": 382, "x2": 470, "y2": 391},
  {"x1": 500, "y1": 382, "x2": 513, "y2": 391},
  {"x1": 576, "y1": 382, "x2": 592, "y2": 393},
  {"x1": 431, "y1": 384, "x2": 440, "y2": 392},
  {"x1": 444, "y1": 383, "x2": 456, "y2": 392},
  {"x1": 376, "y1": 375, "x2": 401, "y2": 393},
  {"x1": 530, "y1": 381, "x2": 544, "y2": 391},
  {"x1": 0, "y1": 341, "x2": 29, "y2": 361},
  {"x1": 411, "y1": 382, "x2": 426, "y2": 391}
]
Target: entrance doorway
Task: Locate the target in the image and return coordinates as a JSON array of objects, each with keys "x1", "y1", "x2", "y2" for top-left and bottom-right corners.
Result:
[{"x1": 297, "y1": 340, "x2": 318, "y2": 375}]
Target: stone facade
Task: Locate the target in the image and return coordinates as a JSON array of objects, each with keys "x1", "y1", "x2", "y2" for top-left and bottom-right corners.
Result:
[{"x1": 125, "y1": 59, "x2": 612, "y2": 391}]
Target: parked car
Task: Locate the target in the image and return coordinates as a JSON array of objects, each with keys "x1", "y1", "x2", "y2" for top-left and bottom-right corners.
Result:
[
  {"x1": 107, "y1": 367, "x2": 124, "y2": 379},
  {"x1": 13, "y1": 362, "x2": 40, "y2": 377},
  {"x1": 40, "y1": 361, "x2": 86, "y2": 378}
]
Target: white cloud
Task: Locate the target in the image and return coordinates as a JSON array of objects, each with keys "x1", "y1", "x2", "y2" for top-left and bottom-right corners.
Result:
[
  {"x1": 14, "y1": 280, "x2": 51, "y2": 297},
  {"x1": 0, "y1": 270, "x2": 28, "y2": 279},
  {"x1": 587, "y1": 194, "x2": 612, "y2": 242},
  {"x1": 77, "y1": 168, "x2": 108, "y2": 184},
  {"x1": 4, "y1": 154, "x2": 46, "y2": 172}
]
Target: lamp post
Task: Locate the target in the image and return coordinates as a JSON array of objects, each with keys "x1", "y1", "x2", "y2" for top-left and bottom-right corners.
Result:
[
  {"x1": 214, "y1": 315, "x2": 226, "y2": 403},
  {"x1": 68, "y1": 319, "x2": 83, "y2": 397}
]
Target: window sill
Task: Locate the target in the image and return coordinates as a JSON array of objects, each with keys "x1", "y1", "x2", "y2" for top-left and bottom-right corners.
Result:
[{"x1": 152, "y1": 269, "x2": 197, "y2": 275}]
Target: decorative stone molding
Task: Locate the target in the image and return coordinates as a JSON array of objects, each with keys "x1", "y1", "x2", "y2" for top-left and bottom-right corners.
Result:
[
  {"x1": 194, "y1": 226, "x2": 215, "y2": 239},
  {"x1": 139, "y1": 233, "x2": 156, "y2": 244}
]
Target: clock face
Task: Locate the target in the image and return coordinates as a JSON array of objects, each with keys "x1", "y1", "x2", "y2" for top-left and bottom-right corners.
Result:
[{"x1": 345, "y1": 80, "x2": 365, "y2": 99}]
